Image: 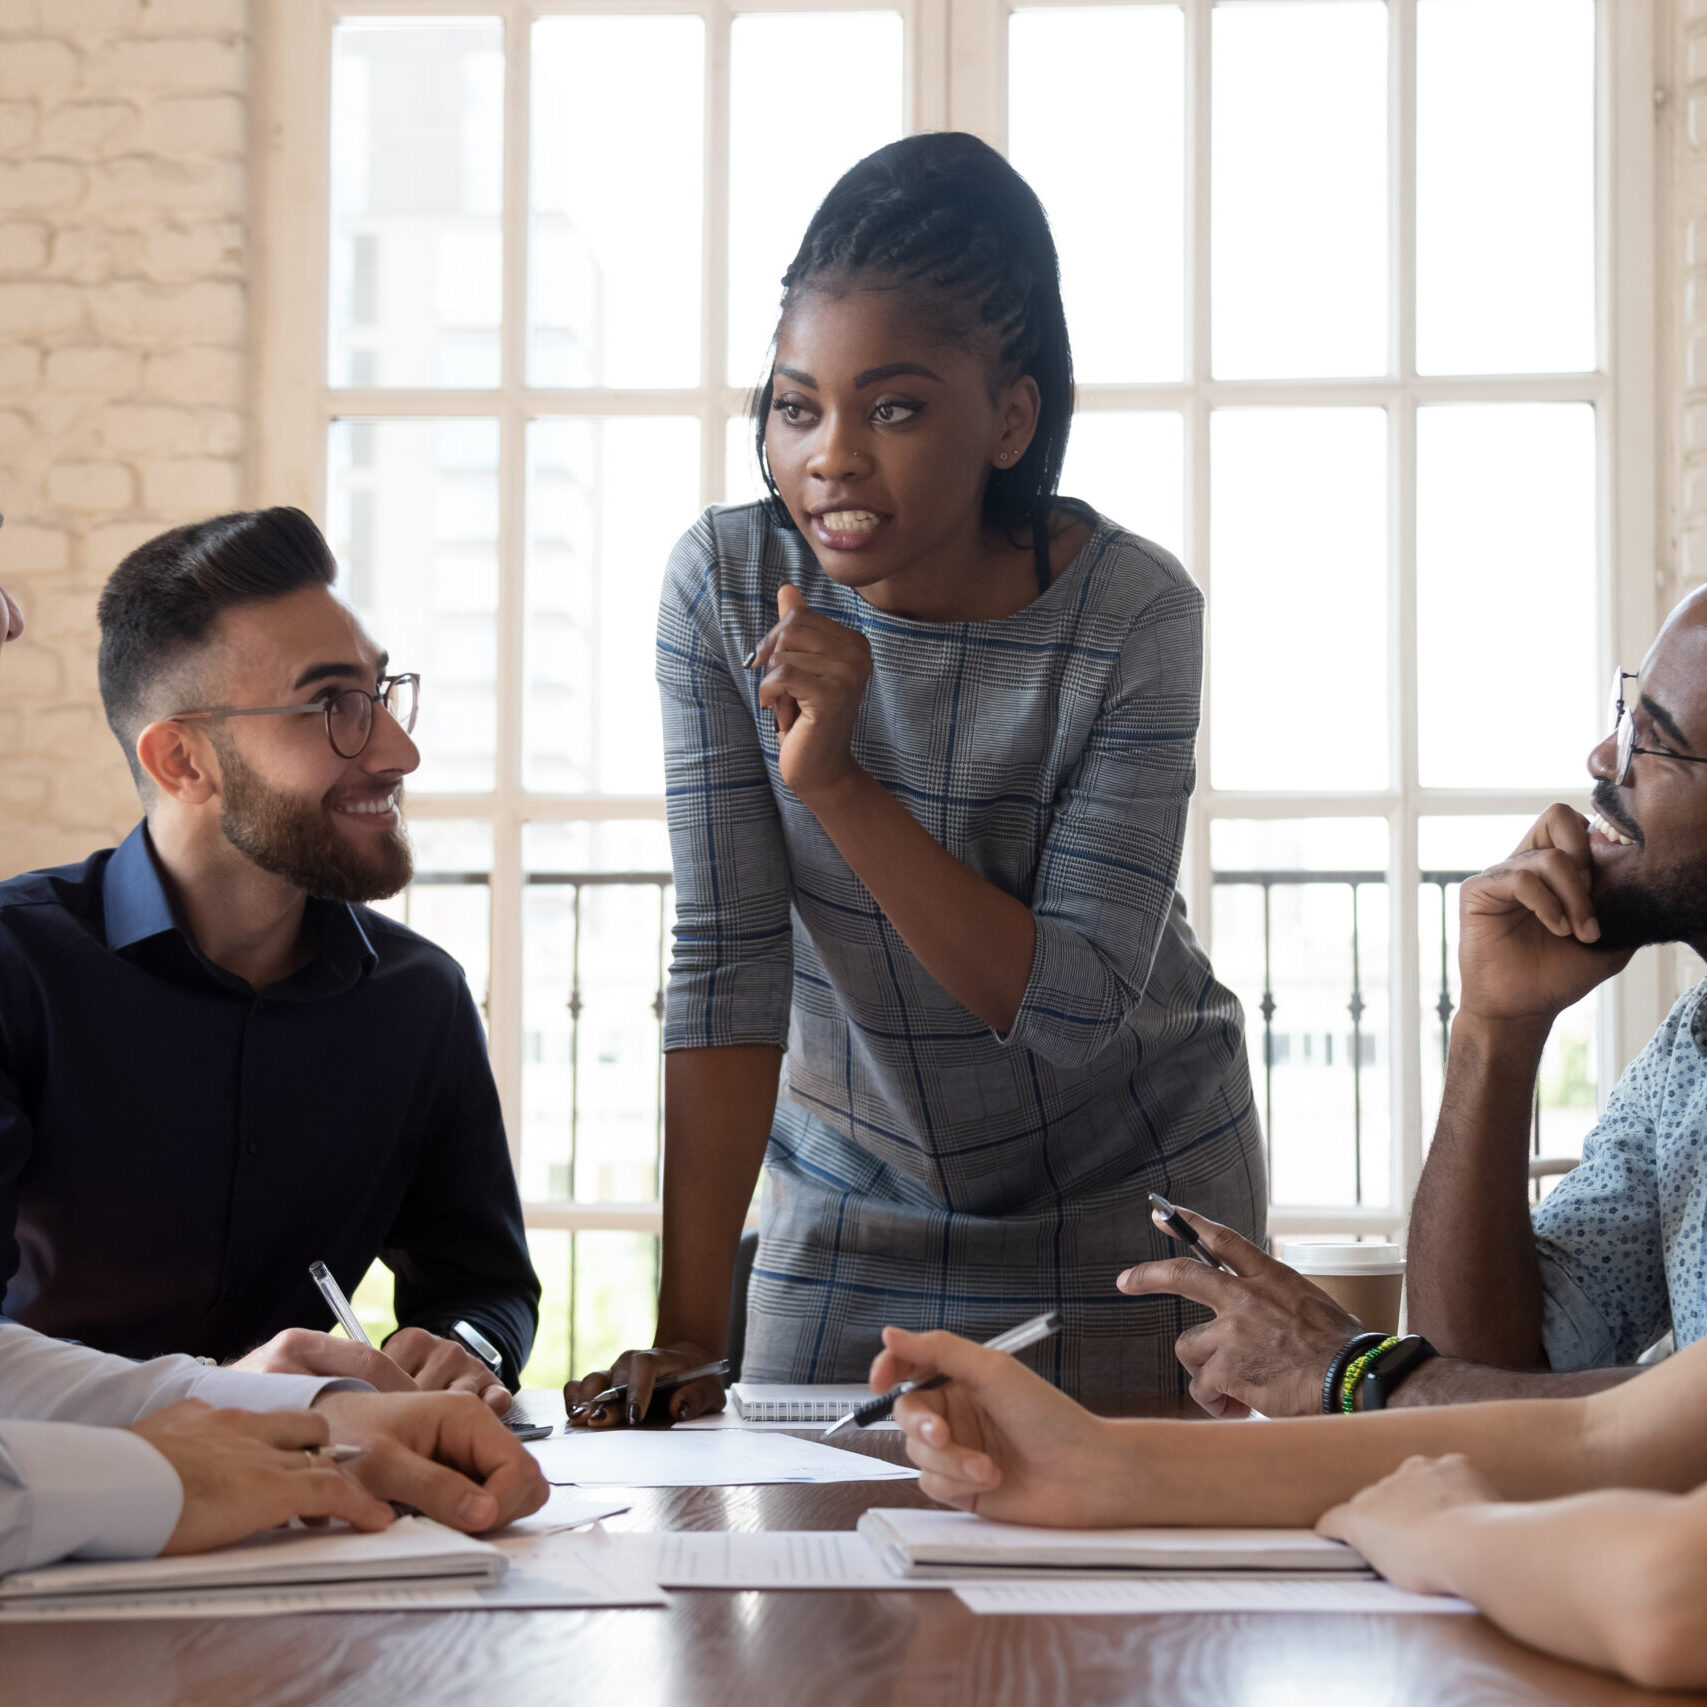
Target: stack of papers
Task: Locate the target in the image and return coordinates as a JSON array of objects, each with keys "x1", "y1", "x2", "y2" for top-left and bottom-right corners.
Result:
[
  {"x1": 526, "y1": 1428, "x2": 918, "y2": 1488},
  {"x1": 856, "y1": 1508, "x2": 1373, "y2": 1578}
]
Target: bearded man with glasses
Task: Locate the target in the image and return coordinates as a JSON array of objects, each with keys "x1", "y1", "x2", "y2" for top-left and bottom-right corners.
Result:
[
  {"x1": 1114, "y1": 585, "x2": 1707, "y2": 1417},
  {"x1": 0, "y1": 508, "x2": 538, "y2": 1410}
]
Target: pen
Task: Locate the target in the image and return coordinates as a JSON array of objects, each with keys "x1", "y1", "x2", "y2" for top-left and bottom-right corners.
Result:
[
  {"x1": 582, "y1": 1359, "x2": 731, "y2": 1411},
  {"x1": 1147, "y1": 1192, "x2": 1238, "y2": 1275},
  {"x1": 308, "y1": 1444, "x2": 367, "y2": 1464},
  {"x1": 309, "y1": 1260, "x2": 374, "y2": 1347},
  {"x1": 823, "y1": 1310, "x2": 1061, "y2": 1440}
]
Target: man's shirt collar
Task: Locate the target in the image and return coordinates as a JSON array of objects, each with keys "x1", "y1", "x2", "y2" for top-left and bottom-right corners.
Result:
[{"x1": 101, "y1": 821, "x2": 378, "y2": 999}]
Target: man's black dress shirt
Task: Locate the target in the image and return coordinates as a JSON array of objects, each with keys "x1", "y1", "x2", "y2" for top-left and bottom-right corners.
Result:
[{"x1": 0, "y1": 824, "x2": 539, "y2": 1383}]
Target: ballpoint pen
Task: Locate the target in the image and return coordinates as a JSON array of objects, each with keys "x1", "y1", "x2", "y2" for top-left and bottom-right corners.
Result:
[
  {"x1": 309, "y1": 1260, "x2": 374, "y2": 1346},
  {"x1": 823, "y1": 1311, "x2": 1061, "y2": 1440},
  {"x1": 577, "y1": 1359, "x2": 731, "y2": 1421},
  {"x1": 1147, "y1": 1192, "x2": 1238, "y2": 1275},
  {"x1": 306, "y1": 1444, "x2": 367, "y2": 1464}
]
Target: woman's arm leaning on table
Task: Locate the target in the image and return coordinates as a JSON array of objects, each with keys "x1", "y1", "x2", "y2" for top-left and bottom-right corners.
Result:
[
  {"x1": 877, "y1": 1325, "x2": 1707, "y2": 1529},
  {"x1": 1319, "y1": 1454, "x2": 1707, "y2": 1693}
]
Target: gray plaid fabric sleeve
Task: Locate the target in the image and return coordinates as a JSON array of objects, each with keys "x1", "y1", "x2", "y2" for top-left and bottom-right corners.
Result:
[
  {"x1": 1532, "y1": 1017, "x2": 1674, "y2": 1370},
  {"x1": 657, "y1": 514, "x2": 793, "y2": 1051},
  {"x1": 1000, "y1": 579, "x2": 1201, "y2": 1066}
]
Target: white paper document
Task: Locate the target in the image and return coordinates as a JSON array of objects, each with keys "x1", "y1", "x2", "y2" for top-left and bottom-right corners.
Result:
[
  {"x1": 674, "y1": 1412, "x2": 900, "y2": 1433},
  {"x1": 0, "y1": 1516, "x2": 501, "y2": 1604},
  {"x1": 858, "y1": 1507, "x2": 1368, "y2": 1576},
  {"x1": 0, "y1": 1527, "x2": 667, "y2": 1621},
  {"x1": 601, "y1": 1529, "x2": 969, "y2": 1590},
  {"x1": 501, "y1": 1486, "x2": 633, "y2": 1534},
  {"x1": 527, "y1": 1427, "x2": 917, "y2": 1487},
  {"x1": 954, "y1": 1579, "x2": 1477, "y2": 1616}
]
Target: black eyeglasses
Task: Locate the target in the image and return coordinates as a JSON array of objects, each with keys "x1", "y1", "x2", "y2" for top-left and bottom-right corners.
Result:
[
  {"x1": 169, "y1": 674, "x2": 420, "y2": 760},
  {"x1": 1607, "y1": 667, "x2": 1707, "y2": 787}
]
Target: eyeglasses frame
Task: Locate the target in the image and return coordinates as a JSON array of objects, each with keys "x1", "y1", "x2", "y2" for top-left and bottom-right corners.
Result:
[
  {"x1": 1608, "y1": 666, "x2": 1707, "y2": 788},
  {"x1": 168, "y1": 672, "x2": 421, "y2": 760}
]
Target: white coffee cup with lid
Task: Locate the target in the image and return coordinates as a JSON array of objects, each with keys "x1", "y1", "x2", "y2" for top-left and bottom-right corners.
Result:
[{"x1": 1282, "y1": 1241, "x2": 1405, "y2": 1336}]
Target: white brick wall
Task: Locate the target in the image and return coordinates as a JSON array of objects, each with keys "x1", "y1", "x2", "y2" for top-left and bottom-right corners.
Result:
[{"x1": 0, "y1": 0, "x2": 247, "y2": 876}]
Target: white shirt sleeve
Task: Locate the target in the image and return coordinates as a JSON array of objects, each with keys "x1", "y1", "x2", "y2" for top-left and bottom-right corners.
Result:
[
  {"x1": 0, "y1": 1322, "x2": 370, "y2": 1425},
  {"x1": 0, "y1": 1421, "x2": 183, "y2": 1573}
]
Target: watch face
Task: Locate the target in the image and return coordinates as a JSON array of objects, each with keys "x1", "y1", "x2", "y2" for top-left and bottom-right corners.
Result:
[{"x1": 452, "y1": 1324, "x2": 503, "y2": 1373}]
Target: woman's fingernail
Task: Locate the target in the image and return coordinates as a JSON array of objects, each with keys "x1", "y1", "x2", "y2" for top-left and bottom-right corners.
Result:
[
  {"x1": 627, "y1": 1402, "x2": 642, "y2": 1427},
  {"x1": 964, "y1": 1458, "x2": 985, "y2": 1480},
  {"x1": 589, "y1": 1406, "x2": 607, "y2": 1425},
  {"x1": 741, "y1": 648, "x2": 757, "y2": 668},
  {"x1": 1583, "y1": 918, "x2": 1601, "y2": 941},
  {"x1": 1117, "y1": 1268, "x2": 1134, "y2": 1287}
]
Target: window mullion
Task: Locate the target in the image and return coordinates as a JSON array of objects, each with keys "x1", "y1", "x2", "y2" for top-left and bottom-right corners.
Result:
[
  {"x1": 1184, "y1": 0, "x2": 1213, "y2": 942},
  {"x1": 1389, "y1": 0, "x2": 1422, "y2": 1219},
  {"x1": 703, "y1": 0, "x2": 731, "y2": 498},
  {"x1": 489, "y1": 0, "x2": 531, "y2": 1164}
]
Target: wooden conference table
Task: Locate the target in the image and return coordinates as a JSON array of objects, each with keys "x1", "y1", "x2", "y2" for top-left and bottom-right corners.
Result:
[{"x1": 0, "y1": 1398, "x2": 1691, "y2": 1707}]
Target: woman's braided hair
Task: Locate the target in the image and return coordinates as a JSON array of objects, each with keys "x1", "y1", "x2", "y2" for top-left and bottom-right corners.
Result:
[{"x1": 753, "y1": 132, "x2": 1074, "y2": 548}]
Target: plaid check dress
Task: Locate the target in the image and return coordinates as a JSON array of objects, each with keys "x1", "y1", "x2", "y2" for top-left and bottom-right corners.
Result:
[{"x1": 658, "y1": 502, "x2": 1265, "y2": 1400}]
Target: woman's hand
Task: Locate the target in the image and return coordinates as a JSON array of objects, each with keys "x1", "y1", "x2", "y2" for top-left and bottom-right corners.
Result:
[
  {"x1": 877, "y1": 1326, "x2": 1137, "y2": 1528},
  {"x1": 1315, "y1": 1452, "x2": 1497, "y2": 1594},
  {"x1": 752, "y1": 585, "x2": 872, "y2": 803},
  {"x1": 563, "y1": 1340, "x2": 726, "y2": 1429}
]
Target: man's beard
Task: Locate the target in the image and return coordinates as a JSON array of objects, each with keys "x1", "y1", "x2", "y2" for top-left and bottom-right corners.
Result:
[
  {"x1": 216, "y1": 741, "x2": 413, "y2": 905},
  {"x1": 1588, "y1": 779, "x2": 1707, "y2": 952}
]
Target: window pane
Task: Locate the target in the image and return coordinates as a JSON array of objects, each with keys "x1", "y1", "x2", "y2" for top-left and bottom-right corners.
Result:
[
  {"x1": 1060, "y1": 411, "x2": 1184, "y2": 563},
  {"x1": 726, "y1": 413, "x2": 764, "y2": 507},
  {"x1": 327, "y1": 417, "x2": 499, "y2": 791},
  {"x1": 1212, "y1": 2, "x2": 1387, "y2": 379},
  {"x1": 369, "y1": 819, "x2": 493, "y2": 1025},
  {"x1": 1417, "y1": 404, "x2": 1596, "y2": 788},
  {"x1": 1417, "y1": 816, "x2": 1600, "y2": 1191},
  {"x1": 1417, "y1": 0, "x2": 1594, "y2": 375},
  {"x1": 1211, "y1": 818, "x2": 1392, "y2": 1209},
  {"x1": 520, "y1": 824, "x2": 674, "y2": 1212},
  {"x1": 530, "y1": 17, "x2": 704, "y2": 388},
  {"x1": 1209, "y1": 409, "x2": 1387, "y2": 790},
  {"x1": 726, "y1": 12, "x2": 903, "y2": 383},
  {"x1": 330, "y1": 19, "x2": 503, "y2": 388},
  {"x1": 1009, "y1": 6, "x2": 1184, "y2": 383},
  {"x1": 524, "y1": 418, "x2": 701, "y2": 794}
]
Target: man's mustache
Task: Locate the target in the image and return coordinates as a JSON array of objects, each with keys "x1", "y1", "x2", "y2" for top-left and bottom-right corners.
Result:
[{"x1": 1591, "y1": 778, "x2": 1642, "y2": 843}]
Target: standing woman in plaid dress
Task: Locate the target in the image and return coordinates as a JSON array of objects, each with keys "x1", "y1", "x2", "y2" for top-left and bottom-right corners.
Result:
[{"x1": 567, "y1": 133, "x2": 1265, "y2": 1424}]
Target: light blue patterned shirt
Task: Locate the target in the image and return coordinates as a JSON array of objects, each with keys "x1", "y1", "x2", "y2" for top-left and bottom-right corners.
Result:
[{"x1": 1534, "y1": 979, "x2": 1707, "y2": 1369}]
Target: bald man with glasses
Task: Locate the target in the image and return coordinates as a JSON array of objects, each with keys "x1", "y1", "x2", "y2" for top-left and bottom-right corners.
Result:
[
  {"x1": 1117, "y1": 584, "x2": 1707, "y2": 1417},
  {"x1": 0, "y1": 510, "x2": 538, "y2": 1407}
]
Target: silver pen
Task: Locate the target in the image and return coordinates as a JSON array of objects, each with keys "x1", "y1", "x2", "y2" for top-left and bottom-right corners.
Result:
[
  {"x1": 309, "y1": 1260, "x2": 374, "y2": 1347},
  {"x1": 823, "y1": 1311, "x2": 1061, "y2": 1440}
]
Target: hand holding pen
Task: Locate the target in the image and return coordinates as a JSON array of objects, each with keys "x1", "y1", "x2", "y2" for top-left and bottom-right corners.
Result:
[
  {"x1": 863, "y1": 1321, "x2": 1134, "y2": 1529},
  {"x1": 826, "y1": 1311, "x2": 1060, "y2": 1440},
  {"x1": 565, "y1": 1342, "x2": 731, "y2": 1429}
]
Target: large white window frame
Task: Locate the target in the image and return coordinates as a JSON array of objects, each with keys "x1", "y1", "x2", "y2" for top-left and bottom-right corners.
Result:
[{"x1": 252, "y1": 0, "x2": 1658, "y2": 1248}]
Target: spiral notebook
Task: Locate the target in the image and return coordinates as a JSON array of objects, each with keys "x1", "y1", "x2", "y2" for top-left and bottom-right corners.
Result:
[{"x1": 729, "y1": 1383, "x2": 875, "y2": 1424}]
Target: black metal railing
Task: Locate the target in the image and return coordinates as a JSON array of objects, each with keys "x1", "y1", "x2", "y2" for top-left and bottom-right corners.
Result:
[
  {"x1": 409, "y1": 864, "x2": 1566, "y2": 1225},
  {"x1": 1212, "y1": 868, "x2": 1475, "y2": 1204}
]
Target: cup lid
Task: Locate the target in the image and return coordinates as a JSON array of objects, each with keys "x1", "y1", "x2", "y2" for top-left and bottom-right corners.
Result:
[{"x1": 1283, "y1": 1240, "x2": 1405, "y2": 1274}]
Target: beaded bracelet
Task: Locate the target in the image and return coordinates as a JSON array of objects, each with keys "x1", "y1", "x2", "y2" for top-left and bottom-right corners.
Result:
[
  {"x1": 1321, "y1": 1331, "x2": 1386, "y2": 1415},
  {"x1": 1339, "y1": 1335, "x2": 1402, "y2": 1414}
]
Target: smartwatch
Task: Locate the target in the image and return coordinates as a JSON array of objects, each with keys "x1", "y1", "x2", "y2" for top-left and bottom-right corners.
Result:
[{"x1": 1358, "y1": 1335, "x2": 1438, "y2": 1411}]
